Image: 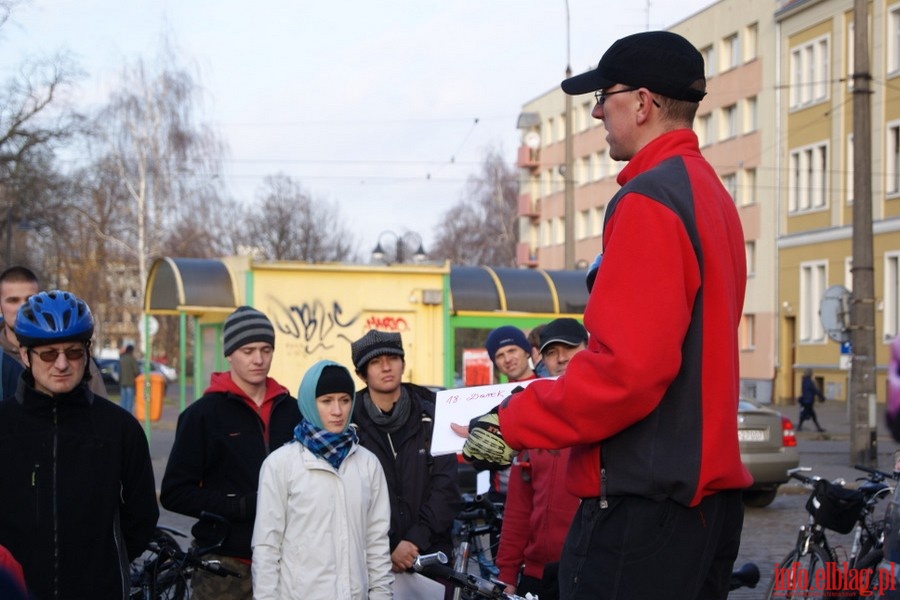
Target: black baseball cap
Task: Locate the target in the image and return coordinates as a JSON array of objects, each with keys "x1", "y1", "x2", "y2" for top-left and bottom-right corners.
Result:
[
  {"x1": 539, "y1": 318, "x2": 588, "y2": 354},
  {"x1": 561, "y1": 31, "x2": 707, "y2": 102}
]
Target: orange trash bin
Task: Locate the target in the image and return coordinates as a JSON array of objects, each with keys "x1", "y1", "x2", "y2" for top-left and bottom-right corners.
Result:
[{"x1": 134, "y1": 373, "x2": 165, "y2": 422}]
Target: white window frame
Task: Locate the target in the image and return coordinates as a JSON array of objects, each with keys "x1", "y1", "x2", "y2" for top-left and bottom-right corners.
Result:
[
  {"x1": 788, "y1": 142, "x2": 828, "y2": 212},
  {"x1": 742, "y1": 96, "x2": 758, "y2": 134},
  {"x1": 740, "y1": 313, "x2": 756, "y2": 350},
  {"x1": 888, "y1": 121, "x2": 900, "y2": 196},
  {"x1": 745, "y1": 240, "x2": 756, "y2": 277},
  {"x1": 800, "y1": 261, "x2": 828, "y2": 343},
  {"x1": 889, "y1": 5, "x2": 900, "y2": 75},
  {"x1": 790, "y1": 35, "x2": 830, "y2": 108},
  {"x1": 722, "y1": 173, "x2": 738, "y2": 203},
  {"x1": 742, "y1": 168, "x2": 757, "y2": 206},
  {"x1": 846, "y1": 132, "x2": 855, "y2": 204},
  {"x1": 886, "y1": 253, "x2": 900, "y2": 339},
  {"x1": 721, "y1": 104, "x2": 738, "y2": 140},
  {"x1": 744, "y1": 23, "x2": 758, "y2": 62},
  {"x1": 722, "y1": 33, "x2": 740, "y2": 71}
]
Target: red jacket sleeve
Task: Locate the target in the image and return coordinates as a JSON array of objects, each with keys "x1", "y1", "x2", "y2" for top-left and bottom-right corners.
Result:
[{"x1": 500, "y1": 194, "x2": 701, "y2": 450}]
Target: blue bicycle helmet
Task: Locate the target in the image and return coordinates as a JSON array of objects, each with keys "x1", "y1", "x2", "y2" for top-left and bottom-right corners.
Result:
[{"x1": 14, "y1": 290, "x2": 94, "y2": 348}]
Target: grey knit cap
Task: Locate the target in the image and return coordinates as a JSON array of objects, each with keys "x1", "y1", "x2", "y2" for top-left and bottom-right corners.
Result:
[
  {"x1": 223, "y1": 306, "x2": 275, "y2": 356},
  {"x1": 351, "y1": 330, "x2": 405, "y2": 372}
]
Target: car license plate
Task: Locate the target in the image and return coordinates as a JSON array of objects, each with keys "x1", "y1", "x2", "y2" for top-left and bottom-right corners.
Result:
[{"x1": 738, "y1": 429, "x2": 767, "y2": 442}]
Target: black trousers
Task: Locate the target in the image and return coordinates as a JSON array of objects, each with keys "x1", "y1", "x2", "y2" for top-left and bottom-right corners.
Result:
[{"x1": 558, "y1": 490, "x2": 744, "y2": 600}]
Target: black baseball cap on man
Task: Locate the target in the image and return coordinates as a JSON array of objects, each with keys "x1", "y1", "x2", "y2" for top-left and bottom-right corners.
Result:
[
  {"x1": 561, "y1": 31, "x2": 707, "y2": 102},
  {"x1": 539, "y1": 318, "x2": 588, "y2": 354}
]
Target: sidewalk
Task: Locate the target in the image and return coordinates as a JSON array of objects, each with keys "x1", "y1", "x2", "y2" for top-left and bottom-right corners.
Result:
[{"x1": 781, "y1": 399, "x2": 900, "y2": 491}]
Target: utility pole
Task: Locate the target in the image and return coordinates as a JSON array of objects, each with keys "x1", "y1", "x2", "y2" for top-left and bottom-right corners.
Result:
[
  {"x1": 563, "y1": 0, "x2": 575, "y2": 269},
  {"x1": 850, "y1": 0, "x2": 877, "y2": 466}
]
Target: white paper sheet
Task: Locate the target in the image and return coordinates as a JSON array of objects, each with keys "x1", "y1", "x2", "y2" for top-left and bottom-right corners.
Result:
[{"x1": 431, "y1": 380, "x2": 541, "y2": 456}]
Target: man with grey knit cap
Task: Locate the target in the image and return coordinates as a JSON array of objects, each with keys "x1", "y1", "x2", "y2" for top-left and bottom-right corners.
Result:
[
  {"x1": 161, "y1": 306, "x2": 301, "y2": 600},
  {"x1": 349, "y1": 330, "x2": 460, "y2": 593}
]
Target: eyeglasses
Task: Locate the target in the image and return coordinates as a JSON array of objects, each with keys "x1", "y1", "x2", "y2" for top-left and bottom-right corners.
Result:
[
  {"x1": 594, "y1": 87, "x2": 662, "y2": 108},
  {"x1": 32, "y1": 347, "x2": 86, "y2": 363},
  {"x1": 594, "y1": 87, "x2": 638, "y2": 106}
]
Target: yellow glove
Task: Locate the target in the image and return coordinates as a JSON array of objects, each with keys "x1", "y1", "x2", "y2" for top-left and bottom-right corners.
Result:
[{"x1": 462, "y1": 406, "x2": 517, "y2": 471}]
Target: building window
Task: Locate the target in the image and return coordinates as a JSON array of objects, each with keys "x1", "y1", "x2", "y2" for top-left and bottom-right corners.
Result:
[
  {"x1": 800, "y1": 261, "x2": 827, "y2": 343},
  {"x1": 740, "y1": 314, "x2": 756, "y2": 350},
  {"x1": 558, "y1": 112, "x2": 567, "y2": 143},
  {"x1": 890, "y1": 7, "x2": 900, "y2": 75},
  {"x1": 746, "y1": 240, "x2": 756, "y2": 277},
  {"x1": 743, "y1": 96, "x2": 758, "y2": 133},
  {"x1": 701, "y1": 44, "x2": 715, "y2": 77},
  {"x1": 886, "y1": 253, "x2": 900, "y2": 339},
  {"x1": 580, "y1": 156, "x2": 592, "y2": 186},
  {"x1": 888, "y1": 123, "x2": 900, "y2": 196},
  {"x1": 582, "y1": 101, "x2": 594, "y2": 132},
  {"x1": 696, "y1": 113, "x2": 713, "y2": 147},
  {"x1": 576, "y1": 209, "x2": 590, "y2": 240},
  {"x1": 721, "y1": 104, "x2": 738, "y2": 140},
  {"x1": 540, "y1": 219, "x2": 550, "y2": 247},
  {"x1": 595, "y1": 150, "x2": 607, "y2": 180},
  {"x1": 744, "y1": 23, "x2": 758, "y2": 62},
  {"x1": 592, "y1": 206, "x2": 604, "y2": 236},
  {"x1": 722, "y1": 173, "x2": 738, "y2": 203},
  {"x1": 789, "y1": 142, "x2": 828, "y2": 212},
  {"x1": 790, "y1": 35, "x2": 829, "y2": 108},
  {"x1": 742, "y1": 168, "x2": 757, "y2": 206},
  {"x1": 722, "y1": 33, "x2": 740, "y2": 71}
]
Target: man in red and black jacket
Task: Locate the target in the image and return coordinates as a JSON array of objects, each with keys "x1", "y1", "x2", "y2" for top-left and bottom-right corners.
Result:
[{"x1": 464, "y1": 31, "x2": 752, "y2": 600}]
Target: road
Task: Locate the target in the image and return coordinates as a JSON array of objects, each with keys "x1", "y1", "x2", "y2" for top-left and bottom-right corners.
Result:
[{"x1": 144, "y1": 391, "x2": 900, "y2": 596}]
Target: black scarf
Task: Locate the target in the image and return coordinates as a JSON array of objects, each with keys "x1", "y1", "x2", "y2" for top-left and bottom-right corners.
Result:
[{"x1": 362, "y1": 386, "x2": 411, "y2": 433}]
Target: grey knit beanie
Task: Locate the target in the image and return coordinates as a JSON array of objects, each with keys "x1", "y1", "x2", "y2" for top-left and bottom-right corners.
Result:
[
  {"x1": 223, "y1": 306, "x2": 275, "y2": 356},
  {"x1": 351, "y1": 330, "x2": 404, "y2": 373}
]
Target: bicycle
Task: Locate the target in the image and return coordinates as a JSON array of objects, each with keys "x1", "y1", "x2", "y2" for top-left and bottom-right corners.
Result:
[
  {"x1": 452, "y1": 492, "x2": 504, "y2": 589},
  {"x1": 130, "y1": 512, "x2": 242, "y2": 600},
  {"x1": 764, "y1": 466, "x2": 894, "y2": 599},
  {"x1": 416, "y1": 551, "x2": 761, "y2": 599}
]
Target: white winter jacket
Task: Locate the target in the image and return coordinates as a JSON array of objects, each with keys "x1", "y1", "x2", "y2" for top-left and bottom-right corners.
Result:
[{"x1": 251, "y1": 440, "x2": 394, "y2": 599}]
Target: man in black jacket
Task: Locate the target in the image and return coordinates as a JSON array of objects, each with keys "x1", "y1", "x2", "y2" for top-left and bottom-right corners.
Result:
[
  {"x1": 0, "y1": 290, "x2": 158, "y2": 599},
  {"x1": 161, "y1": 306, "x2": 301, "y2": 600},
  {"x1": 350, "y1": 330, "x2": 461, "y2": 578}
]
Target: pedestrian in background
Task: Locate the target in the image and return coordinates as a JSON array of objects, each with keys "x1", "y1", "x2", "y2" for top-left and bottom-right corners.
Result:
[
  {"x1": 252, "y1": 360, "x2": 392, "y2": 599},
  {"x1": 119, "y1": 343, "x2": 139, "y2": 414},
  {"x1": 495, "y1": 318, "x2": 586, "y2": 599},
  {"x1": 797, "y1": 368, "x2": 826, "y2": 432},
  {"x1": 161, "y1": 306, "x2": 301, "y2": 600},
  {"x1": 0, "y1": 265, "x2": 108, "y2": 397}
]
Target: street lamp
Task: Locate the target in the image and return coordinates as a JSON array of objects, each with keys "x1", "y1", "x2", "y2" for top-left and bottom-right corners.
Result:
[{"x1": 371, "y1": 231, "x2": 427, "y2": 265}]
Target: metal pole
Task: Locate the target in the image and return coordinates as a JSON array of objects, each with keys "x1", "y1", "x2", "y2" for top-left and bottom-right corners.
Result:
[
  {"x1": 563, "y1": 0, "x2": 575, "y2": 269},
  {"x1": 850, "y1": 0, "x2": 877, "y2": 466}
]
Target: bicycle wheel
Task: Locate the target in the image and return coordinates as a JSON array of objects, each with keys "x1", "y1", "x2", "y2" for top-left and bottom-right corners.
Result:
[
  {"x1": 150, "y1": 564, "x2": 189, "y2": 600},
  {"x1": 764, "y1": 545, "x2": 835, "y2": 600}
]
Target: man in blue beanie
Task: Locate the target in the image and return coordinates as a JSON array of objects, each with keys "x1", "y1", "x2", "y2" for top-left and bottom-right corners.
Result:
[{"x1": 484, "y1": 325, "x2": 536, "y2": 383}]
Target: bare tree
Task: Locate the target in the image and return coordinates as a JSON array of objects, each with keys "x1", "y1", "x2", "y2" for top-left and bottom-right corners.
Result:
[
  {"x1": 243, "y1": 173, "x2": 357, "y2": 262},
  {"x1": 430, "y1": 146, "x2": 519, "y2": 266}
]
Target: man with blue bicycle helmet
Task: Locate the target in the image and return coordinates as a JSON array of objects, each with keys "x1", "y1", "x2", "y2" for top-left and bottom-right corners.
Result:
[{"x1": 0, "y1": 290, "x2": 159, "y2": 599}]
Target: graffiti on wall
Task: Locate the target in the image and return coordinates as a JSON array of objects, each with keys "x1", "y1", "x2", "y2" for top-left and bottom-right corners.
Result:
[
  {"x1": 363, "y1": 315, "x2": 409, "y2": 332},
  {"x1": 268, "y1": 296, "x2": 414, "y2": 356},
  {"x1": 270, "y1": 297, "x2": 361, "y2": 355}
]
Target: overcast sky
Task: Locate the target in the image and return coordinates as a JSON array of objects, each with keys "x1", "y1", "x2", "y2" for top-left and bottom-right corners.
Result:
[{"x1": 3, "y1": 0, "x2": 714, "y2": 256}]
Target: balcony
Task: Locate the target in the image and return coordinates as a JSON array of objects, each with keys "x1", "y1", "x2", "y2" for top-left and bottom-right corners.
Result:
[
  {"x1": 517, "y1": 194, "x2": 540, "y2": 220},
  {"x1": 516, "y1": 144, "x2": 540, "y2": 170},
  {"x1": 516, "y1": 242, "x2": 539, "y2": 268}
]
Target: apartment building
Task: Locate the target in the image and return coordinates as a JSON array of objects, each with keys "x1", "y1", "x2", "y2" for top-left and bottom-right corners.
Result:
[
  {"x1": 775, "y1": 0, "x2": 900, "y2": 405},
  {"x1": 515, "y1": 0, "x2": 779, "y2": 401}
]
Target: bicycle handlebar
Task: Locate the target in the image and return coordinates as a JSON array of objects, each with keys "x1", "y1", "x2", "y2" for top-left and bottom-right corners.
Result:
[
  {"x1": 413, "y1": 552, "x2": 529, "y2": 599},
  {"x1": 853, "y1": 464, "x2": 898, "y2": 482}
]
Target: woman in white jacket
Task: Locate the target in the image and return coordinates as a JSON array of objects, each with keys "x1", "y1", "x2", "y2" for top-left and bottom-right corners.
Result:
[{"x1": 252, "y1": 360, "x2": 393, "y2": 599}]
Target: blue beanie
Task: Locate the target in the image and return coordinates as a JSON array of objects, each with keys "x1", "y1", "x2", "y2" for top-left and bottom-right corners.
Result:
[{"x1": 485, "y1": 326, "x2": 531, "y2": 363}]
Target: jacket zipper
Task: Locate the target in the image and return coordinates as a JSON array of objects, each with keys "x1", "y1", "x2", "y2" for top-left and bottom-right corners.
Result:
[
  {"x1": 600, "y1": 467, "x2": 609, "y2": 509},
  {"x1": 52, "y1": 402, "x2": 60, "y2": 599}
]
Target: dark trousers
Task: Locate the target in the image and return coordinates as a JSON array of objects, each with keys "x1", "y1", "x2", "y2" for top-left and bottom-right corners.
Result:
[
  {"x1": 798, "y1": 404, "x2": 824, "y2": 431},
  {"x1": 518, "y1": 562, "x2": 560, "y2": 600},
  {"x1": 558, "y1": 490, "x2": 744, "y2": 600}
]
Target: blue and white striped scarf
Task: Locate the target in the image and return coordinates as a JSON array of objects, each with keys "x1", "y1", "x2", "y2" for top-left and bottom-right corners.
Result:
[{"x1": 294, "y1": 418, "x2": 358, "y2": 470}]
